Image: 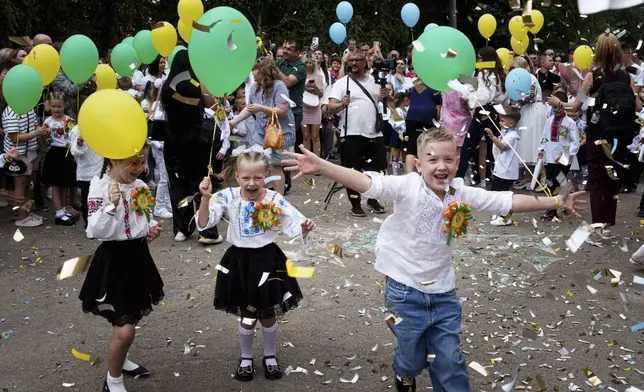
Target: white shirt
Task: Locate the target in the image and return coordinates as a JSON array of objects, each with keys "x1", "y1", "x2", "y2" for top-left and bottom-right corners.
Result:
[
  {"x1": 86, "y1": 176, "x2": 156, "y2": 241},
  {"x1": 204, "y1": 108, "x2": 231, "y2": 156},
  {"x1": 362, "y1": 173, "x2": 513, "y2": 294},
  {"x1": 462, "y1": 71, "x2": 508, "y2": 109},
  {"x1": 131, "y1": 70, "x2": 146, "y2": 88},
  {"x1": 44, "y1": 115, "x2": 73, "y2": 148},
  {"x1": 244, "y1": 72, "x2": 255, "y2": 105},
  {"x1": 69, "y1": 126, "x2": 104, "y2": 182},
  {"x1": 538, "y1": 115, "x2": 580, "y2": 164},
  {"x1": 492, "y1": 128, "x2": 521, "y2": 180},
  {"x1": 329, "y1": 74, "x2": 381, "y2": 138},
  {"x1": 633, "y1": 63, "x2": 644, "y2": 87},
  {"x1": 386, "y1": 74, "x2": 413, "y2": 93},
  {"x1": 197, "y1": 187, "x2": 307, "y2": 248}
]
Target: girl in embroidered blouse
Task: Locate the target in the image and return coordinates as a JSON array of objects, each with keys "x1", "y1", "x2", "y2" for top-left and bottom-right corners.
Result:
[
  {"x1": 79, "y1": 143, "x2": 164, "y2": 392},
  {"x1": 197, "y1": 149, "x2": 315, "y2": 383}
]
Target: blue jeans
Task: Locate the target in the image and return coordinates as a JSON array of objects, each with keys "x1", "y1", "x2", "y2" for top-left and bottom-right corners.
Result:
[{"x1": 385, "y1": 277, "x2": 470, "y2": 392}]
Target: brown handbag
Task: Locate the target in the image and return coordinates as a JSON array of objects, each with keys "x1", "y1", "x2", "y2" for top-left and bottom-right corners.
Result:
[{"x1": 262, "y1": 110, "x2": 285, "y2": 150}]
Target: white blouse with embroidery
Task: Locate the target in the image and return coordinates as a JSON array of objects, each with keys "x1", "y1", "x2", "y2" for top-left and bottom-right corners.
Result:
[
  {"x1": 197, "y1": 187, "x2": 307, "y2": 248},
  {"x1": 86, "y1": 176, "x2": 156, "y2": 241}
]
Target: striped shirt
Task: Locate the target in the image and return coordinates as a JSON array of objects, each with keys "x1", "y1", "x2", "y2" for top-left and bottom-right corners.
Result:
[{"x1": 2, "y1": 107, "x2": 38, "y2": 155}]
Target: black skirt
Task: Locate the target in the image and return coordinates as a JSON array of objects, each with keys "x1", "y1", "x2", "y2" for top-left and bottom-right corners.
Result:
[
  {"x1": 79, "y1": 238, "x2": 164, "y2": 326},
  {"x1": 214, "y1": 243, "x2": 303, "y2": 320},
  {"x1": 42, "y1": 146, "x2": 77, "y2": 187}
]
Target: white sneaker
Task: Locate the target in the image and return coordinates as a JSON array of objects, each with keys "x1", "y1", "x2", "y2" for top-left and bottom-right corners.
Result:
[
  {"x1": 491, "y1": 217, "x2": 512, "y2": 226},
  {"x1": 198, "y1": 235, "x2": 223, "y2": 244},
  {"x1": 154, "y1": 207, "x2": 173, "y2": 219},
  {"x1": 15, "y1": 213, "x2": 43, "y2": 227},
  {"x1": 174, "y1": 232, "x2": 187, "y2": 242},
  {"x1": 601, "y1": 229, "x2": 615, "y2": 240},
  {"x1": 630, "y1": 244, "x2": 644, "y2": 267}
]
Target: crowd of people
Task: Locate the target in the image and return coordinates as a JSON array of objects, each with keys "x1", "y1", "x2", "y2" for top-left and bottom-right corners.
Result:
[{"x1": 1, "y1": 29, "x2": 644, "y2": 392}]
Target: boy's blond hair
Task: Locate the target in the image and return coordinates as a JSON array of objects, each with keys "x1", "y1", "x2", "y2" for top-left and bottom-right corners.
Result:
[{"x1": 416, "y1": 127, "x2": 456, "y2": 153}]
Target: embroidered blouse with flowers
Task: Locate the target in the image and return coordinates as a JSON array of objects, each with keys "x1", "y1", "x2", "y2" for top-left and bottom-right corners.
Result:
[
  {"x1": 44, "y1": 115, "x2": 75, "y2": 148},
  {"x1": 86, "y1": 176, "x2": 157, "y2": 241},
  {"x1": 538, "y1": 114, "x2": 580, "y2": 164},
  {"x1": 196, "y1": 187, "x2": 308, "y2": 248},
  {"x1": 362, "y1": 173, "x2": 513, "y2": 294}
]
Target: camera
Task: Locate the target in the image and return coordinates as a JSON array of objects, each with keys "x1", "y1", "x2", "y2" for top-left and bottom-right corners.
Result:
[{"x1": 371, "y1": 59, "x2": 395, "y2": 87}]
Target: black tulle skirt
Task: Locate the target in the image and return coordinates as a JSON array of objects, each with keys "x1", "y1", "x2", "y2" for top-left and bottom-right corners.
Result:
[
  {"x1": 214, "y1": 243, "x2": 303, "y2": 319},
  {"x1": 42, "y1": 146, "x2": 77, "y2": 187},
  {"x1": 79, "y1": 238, "x2": 164, "y2": 326}
]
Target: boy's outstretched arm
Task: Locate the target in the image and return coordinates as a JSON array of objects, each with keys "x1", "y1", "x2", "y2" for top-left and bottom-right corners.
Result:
[
  {"x1": 283, "y1": 146, "x2": 373, "y2": 193},
  {"x1": 511, "y1": 192, "x2": 586, "y2": 216}
]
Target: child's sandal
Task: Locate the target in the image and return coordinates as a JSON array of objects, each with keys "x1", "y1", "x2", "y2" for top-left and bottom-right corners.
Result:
[
  {"x1": 262, "y1": 355, "x2": 283, "y2": 380},
  {"x1": 234, "y1": 358, "x2": 254, "y2": 382}
]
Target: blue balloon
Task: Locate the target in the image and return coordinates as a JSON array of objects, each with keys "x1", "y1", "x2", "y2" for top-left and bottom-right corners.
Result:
[
  {"x1": 336, "y1": 1, "x2": 353, "y2": 24},
  {"x1": 505, "y1": 68, "x2": 533, "y2": 101},
  {"x1": 401, "y1": 3, "x2": 420, "y2": 28},
  {"x1": 424, "y1": 23, "x2": 438, "y2": 32},
  {"x1": 329, "y1": 22, "x2": 347, "y2": 45}
]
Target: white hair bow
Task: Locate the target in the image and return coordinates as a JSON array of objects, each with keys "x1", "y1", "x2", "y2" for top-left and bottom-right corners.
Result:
[{"x1": 231, "y1": 144, "x2": 272, "y2": 158}]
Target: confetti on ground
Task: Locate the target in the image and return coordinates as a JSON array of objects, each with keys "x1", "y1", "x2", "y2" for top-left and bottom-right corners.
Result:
[
  {"x1": 468, "y1": 361, "x2": 488, "y2": 376},
  {"x1": 339, "y1": 373, "x2": 359, "y2": 383},
  {"x1": 71, "y1": 348, "x2": 91, "y2": 361},
  {"x1": 62, "y1": 383, "x2": 75, "y2": 388},
  {"x1": 13, "y1": 229, "x2": 24, "y2": 242}
]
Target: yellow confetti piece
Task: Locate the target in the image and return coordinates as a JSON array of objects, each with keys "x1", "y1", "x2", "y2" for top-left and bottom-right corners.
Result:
[
  {"x1": 19, "y1": 265, "x2": 25, "y2": 269},
  {"x1": 567, "y1": 290, "x2": 574, "y2": 297},
  {"x1": 231, "y1": 18, "x2": 242, "y2": 23},
  {"x1": 285, "y1": 259, "x2": 315, "y2": 278},
  {"x1": 189, "y1": 79, "x2": 200, "y2": 87},
  {"x1": 640, "y1": 219, "x2": 644, "y2": 225},
  {"x1": 35, "y1": 257, "x2": 42, "y2": 264},
  {"x1": 476, "y1": 61, "x2": 496, "y2": 69},
  {"x1": 72, "y1": 348, "x2": 91, "y2": 361},
  {"x1": 375, "y1": 281, "x2": 383, "y2": 288},
  {"x1": 160, "y1": 302, "x2": 166, "y2": 307}
]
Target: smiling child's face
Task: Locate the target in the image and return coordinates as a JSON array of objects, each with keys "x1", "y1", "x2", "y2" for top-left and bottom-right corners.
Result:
[{"x1": 414, "y1": 140, "x2": 459, "y2": 197}]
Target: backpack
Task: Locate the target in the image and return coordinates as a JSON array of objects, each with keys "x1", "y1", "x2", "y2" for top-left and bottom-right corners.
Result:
[{"x1": 593, "y1": 78, "x2": 637, "y2": 140}]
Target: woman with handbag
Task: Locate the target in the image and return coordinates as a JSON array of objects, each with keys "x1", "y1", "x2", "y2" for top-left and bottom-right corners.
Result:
[
  {"x1": 229, "y1": 57, "x2": 295, "y2": 195},
  {"x1": 160, "y1": 50, "x2": 222, "y2": 244}
]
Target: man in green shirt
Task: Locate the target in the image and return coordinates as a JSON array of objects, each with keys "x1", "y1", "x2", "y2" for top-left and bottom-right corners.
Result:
[{"x1": 276, "y1": 40, "x2": 307, "y2": 192}]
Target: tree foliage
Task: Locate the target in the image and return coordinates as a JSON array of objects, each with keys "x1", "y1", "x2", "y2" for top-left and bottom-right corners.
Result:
[{"x1": 1, "y1": 0, "x2": 643, "y2": 57}]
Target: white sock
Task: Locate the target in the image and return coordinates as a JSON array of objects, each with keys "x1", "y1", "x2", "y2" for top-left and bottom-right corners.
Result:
[
  {"x1": 122, "y1": 356, "x2": 138, "y2": 372},
  {"x1": 106, "y1": 372, "x2": 127, "y2": 392},
  {"x1": 55, "y1": 209, "x2": 67, "y2": 218},
  {"x1": 262, "y1": 322, "x2": 279, "y2": 367},
  {"x1": 392, "y1": 161, "x2": 399, "y2": 176}
]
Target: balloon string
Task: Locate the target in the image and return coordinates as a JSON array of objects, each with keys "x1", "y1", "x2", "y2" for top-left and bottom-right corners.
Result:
[
  {"x1": 410, "y1": 29, "x2": 415, "y2": 41},
  {"x1": 472, "y1": 97, "x2": 554, "y2": 199}
]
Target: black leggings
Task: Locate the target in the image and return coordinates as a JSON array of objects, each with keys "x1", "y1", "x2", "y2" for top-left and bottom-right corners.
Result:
[{"x1": 457, "y1": 113, "x2": 497, "y2": 180}]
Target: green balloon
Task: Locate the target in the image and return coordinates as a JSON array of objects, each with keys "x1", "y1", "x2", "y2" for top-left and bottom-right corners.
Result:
[
  {"x1": 133, "y1": 30, "x2": 158, "y2": 65},
  {"x1": 189, "y1": 7, "x2": 256, "y2": 97},
  {"x1": 412, "y1": 26, "x2": 476, "y2": 92},
  {"x1": 122, "y1": 36, "x2": 134, "y2": 46},
  {"x1": 60, "y1": 34, "x2": 99, "y2": 84},
  {"x1": 111, "y1": 43, "x2": 139, "y2": 77},
  {"x1": 2, "y1": 65, "x2": 43, "y2": 115},
  {"x1": 168, "y1": 45, "x2": 187, "y2": 69}
]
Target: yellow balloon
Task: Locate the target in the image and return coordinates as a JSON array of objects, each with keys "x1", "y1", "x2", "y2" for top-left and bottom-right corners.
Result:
[
  {"x1": 528, "y1": 10, "x2": 544, "y2": 34},
  {"x1": 177, "y1": 19, "x2": 193, "y2": 44},
  {"x1": 508, "y1": 16, "x2": 528, "y2": 41},
  {"x1": 478, "y1": 14, "x2": 497, "y2": 39},
  {"x1": 151, "y1": 22, "x2": 178, "y2": 57},
  {"x1": 23, "y1": 44, "x2": 60, "y2": 86},
  {"x1": 95, "y1": 64, "x2": 117, "y2": 90},
  {"x1": 79, "y1": 89, "x2": 147, "y2": 159},
  {"x1": 573, "y1": 45, "x2": 594, "y2": 70},
  {"x1": 177, "y1": 0, "x2": 204, "y2": 24},
  {"x1": 511, "y1": 36, "x2": 529, "y2": 55},
  {"x1": 496, "y1": 48, "x2": 512, "y2": 70}
]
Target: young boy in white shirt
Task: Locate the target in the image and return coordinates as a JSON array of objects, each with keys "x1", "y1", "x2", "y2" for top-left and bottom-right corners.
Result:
[
  {"x1": 486, "y1": 106, "x2": 521, "y2": 226},
  {"x1": 283, "y1": 128, "x2": 584, "y2": 392},
  {"x1": 537, "y1": 91, "x2": 580, "y2": 221}
]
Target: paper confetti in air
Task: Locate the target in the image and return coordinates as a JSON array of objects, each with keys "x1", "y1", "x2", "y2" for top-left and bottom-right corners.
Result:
[
  {"x1": 13, "y1": 229, "x2": 24, "y2": 242},
  {"x1": 258, "y1": 272, "x2": 270, "y2": 287},
  {"x1": 215, "y1": 264, "x2": 229, "y2": 274},
  {"x1": 411, "y1": 40, "x2": 425, "y2": 52},
  {"x1": 264, "y1": 176, "x2": 281, "y2": 184},
  {"x1": 285, "y1": 259, "x2": 315, "y2": 278}
]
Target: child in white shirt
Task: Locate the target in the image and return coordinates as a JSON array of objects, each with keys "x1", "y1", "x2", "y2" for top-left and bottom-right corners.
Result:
[
  {"x1": 282, "y1": 128, "x2": 584, "y2": 392},
  {"x1": 537, "y1": 91, "x2": 580, "y2": 221},
  {"x1": 69, "y1": 125, "x2": 104, "y2": 228},
  {"x1": 486, "y1": 106, "x2": 522, "y2": 226}
]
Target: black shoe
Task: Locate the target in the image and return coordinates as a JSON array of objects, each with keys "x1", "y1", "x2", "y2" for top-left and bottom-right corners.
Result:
[
  {"x1": 284, "y1": 183, "x2": 292, "y2": 195},
  {"x1": 122, "y1": 365, "x2": 150, "y2": 378},
  {"x1": 638, "y1": 209, "x2": 644, "y2": 218},
  {"x1": 540, "y1": 210, "x2": 557, "y2": 221},
  {"x1": 262, "y1": 355, "x2": 283, "y2": 380},
  {"x1": 367, "y1": 199, "x2": 386, "y2": 214},
  {"x1": 350, "y1": 205, "x2": 367, "y2": 217},
  {"x1": 234, "y1": 358, "x2": 254, "y2": 382},
  {"x1": 103, "y1": 380, "x2": 109, "y2": 392},
  {"x1": 395, "y1": 376, "x2": 416, "y2": 392},
  {"x1": 55, "y1": 216, "x2": 76, "y2": 226}
]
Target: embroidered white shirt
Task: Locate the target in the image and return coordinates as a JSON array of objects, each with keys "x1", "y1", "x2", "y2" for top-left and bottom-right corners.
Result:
[
  {"x1": 362, "y1": 173, "x2": 513, "y2": 294},
  {"x1": 44, "y1": 115, "x2": 73, "y2": 148},
  {"x1": 197, "y1": 187, "x2": 307, "y2": 248},
  {"x1": 86, "y1": 176, "x2": 156, "y2": 241},
  {"x1": 538, "y1": 115, "x2": 580, "y2": 164}
]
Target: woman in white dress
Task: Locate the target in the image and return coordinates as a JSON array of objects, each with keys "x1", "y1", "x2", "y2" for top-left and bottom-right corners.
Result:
[{"x1": 509, "y1": 56, "x2": 547, "y2": 188}]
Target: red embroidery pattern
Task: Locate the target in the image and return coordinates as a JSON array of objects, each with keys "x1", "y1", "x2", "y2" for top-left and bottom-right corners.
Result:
[
  {"x1": 122, "y1": 193, "x2": 132, "y2": 239},
  {"x1": 88, "y1": 197, "x2": 104, "y2": 215}
]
